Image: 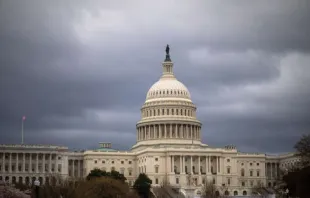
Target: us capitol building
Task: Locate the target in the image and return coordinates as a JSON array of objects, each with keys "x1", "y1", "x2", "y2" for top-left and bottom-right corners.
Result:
[{"x1": 0, "y1": 46, "x2": 299, "y2": 197}]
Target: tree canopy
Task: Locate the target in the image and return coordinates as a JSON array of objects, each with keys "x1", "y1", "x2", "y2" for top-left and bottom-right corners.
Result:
[
  {"x1": 294, "y1": 134, "x2": 310, "y2": 167},
  {"x1": 86, "y1": 168, "x2": 127, "y2": 182},
  {"x1": 133, "y1": 173, "x2": 152, "y2": 198},
  {"x1": 282, "y1": 134, "x2": 310, "y2": 198}
]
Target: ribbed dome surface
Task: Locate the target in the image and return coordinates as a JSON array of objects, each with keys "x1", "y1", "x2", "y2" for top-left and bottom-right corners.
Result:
[{"x1": 146, "y1": 77, "x2": 191, "y2": 102}]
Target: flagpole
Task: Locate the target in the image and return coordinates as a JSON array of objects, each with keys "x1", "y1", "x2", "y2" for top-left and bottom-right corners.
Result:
[{"x1": 21, "y1": 118, "x2": 24, "y2": 144}]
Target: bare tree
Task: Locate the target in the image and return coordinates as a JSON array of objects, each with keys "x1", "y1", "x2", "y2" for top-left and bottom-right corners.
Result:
[{"x1": 201, "y1": 180, "x2": 217, "y2": 198}]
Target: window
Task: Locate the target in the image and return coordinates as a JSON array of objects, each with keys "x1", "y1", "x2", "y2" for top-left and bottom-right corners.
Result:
[
  {"x1": 155, "y1": 158, "x2": 158, "y2": 161},
  {"x1": 242, "y1": 181, "x2": 245, "y2": 187},
  {"x1": 176, "y1": 178, "x2": 179, "y2": 184},
  {"x1": 129, "y1": 170, "x2": 132, "y2": 176},
  {"x1": 250, "y1": 181, "x2": 254, "y2": 186},
  {"x1": 227, "y1": 167, "x2": 230, "y2": 174},
  {"x1": 121, "y1": 161, "x2": 124, "y2": 164},
  {"x1": 155, "y1": 178, "x2": 159, "y2": 184},
  {"x1": 257, "y1": 170, "x2": 260, "y2": 177},
  {"x1": 102, "y1": 160, "x2": 105, "y2": 164},
  {"x1": 227, "y1": 159, "x2": 230, "y2": 162},
  {"x1": 129, "y1": 161, "x2": 132, "y2": 164},
  {"x1": 162, "y1": 109, "x2": 164, "y2": 115},
  {"x1": 257, "y1": 163, "x2": 260, "y2": 166},
  {"x1": 111, "y1": 167, "x2": 115, "y2": 171},
  {"x1": 241, "y1": 169, "x2": 245, "y2": 177},
  {"x1": 241, "y1": 163, "x2": 244, "y2": 166},
  {"x1": 250, "y1": 163, "x2": 253, "y2": 166},
  {"x1": 227, "y1": 178, "x2": 231, "y2": 185},
  {"x1": 155, "y1": 166, "x2": 159, "y2": 173},
  {"x1": 250, "y1": 170, "x2": 253, "y2": 177},
  {"x1": 94, "y1": 160, "x2": 97, "y2": 164},
  {"x1": 213, "y1": 178, "x2": 215, "y2": 184},
  {"x1": 112, "y1": 161, "x2": 114, "y2": 164}
]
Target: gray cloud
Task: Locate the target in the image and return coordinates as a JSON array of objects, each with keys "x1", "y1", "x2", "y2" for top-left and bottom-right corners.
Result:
[{"x1": 0, "y1": 0, "x2": 310, "y2": 153}]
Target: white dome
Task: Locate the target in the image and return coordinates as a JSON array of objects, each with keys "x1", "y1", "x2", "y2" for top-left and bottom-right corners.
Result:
[{"x1": 146, "y1": 76, "x2": 191, "y2": 102}]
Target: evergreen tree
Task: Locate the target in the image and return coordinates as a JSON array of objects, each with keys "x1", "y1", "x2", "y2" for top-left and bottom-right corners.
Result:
[{"x1": 133, "y1": 173, "x2": 152, "y2": 198}]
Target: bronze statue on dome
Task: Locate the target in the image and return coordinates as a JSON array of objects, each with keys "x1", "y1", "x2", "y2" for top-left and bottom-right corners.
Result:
[
  {"x1": 165, "y1": 44, "x2": 171, "y2": 62},
  {"x1": 166, "y1": 44, "x2": 170, "y2": 55}
]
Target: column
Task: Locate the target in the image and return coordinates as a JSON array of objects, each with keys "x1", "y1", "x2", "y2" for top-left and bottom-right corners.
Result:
[
  {"x1": 275, "y1": 163, "x2": 278, "y2": 179},
  {"x1": 2, "y1": 153, "x2": 5, "y2": 173},
  {"x1": 198, "y1": 156, "x2": 201, "y2": 174},
  {"x1": 144, "y1": 126, "x2": 146, "y2": 140},
  {"x1": 29, "y1": 154, "x2": 32, "y2": 172},
  {"x1": 72, "y1": 160, "x2": 75, "y2": 177},
  {"x1": 182, "y1": 156, "x2": 185, "y2": 173},
  {"x1": 16, "y1": 153, "x2": 19, "y2": 173},
  {"x1": 42, "y1": 154, "x2": 45, "y2": 174},
  {"x1": 78, "y1": 160, "x2": 81, "y2": 178},
  {"x1": 205, "y1": 156, "x2": 208, "y2": 174},
  {"x1": 49, "y1": 154, "x2": 52, "y2": 173},
  {"x1": 190, "y1": 125, "x2": 193, "y2": 139},
  {"x1": 217, "y1": 157, "x2": 220, "y2": 173},
  {"x1": 36, "y1": 153, "x2": 39, "y2": 173},
  {"x1": 180, "y1": 156, "x2": 183, "y2": 173},
  {"x1": 171, "y1": 156, "x2": 174, "y2": 173},
  {"x1": 265, "y1": 163, "x2": 268, "y2": 178},
  {"x1": 9, "y1": 153, "x2": 12, "y2": 172},
  {"x1": 23, "y1": 153, "x2": 25, "y2": 172},
  {"x1": 164, "y1": 124, "x2": 167, "y2": 138},
  {"x1": 181, "y1": 125, "x2": 183, "y2": 138},
  {"x1": 190, "y1": 156, "x2": 193, "y2": 174},
  {"x1": 208, "y1": 156, "x2": 211, "y2": 173}
]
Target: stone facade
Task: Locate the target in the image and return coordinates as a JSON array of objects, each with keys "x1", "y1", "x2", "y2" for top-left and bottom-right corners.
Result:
[{"x1": 0, "y1": 49, "x2": 300, "y2": 197}]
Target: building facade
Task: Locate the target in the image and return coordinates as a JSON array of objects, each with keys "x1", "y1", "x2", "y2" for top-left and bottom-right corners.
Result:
[{"x1": 0, "y1": 48, "x2": 299, "y2": 197}]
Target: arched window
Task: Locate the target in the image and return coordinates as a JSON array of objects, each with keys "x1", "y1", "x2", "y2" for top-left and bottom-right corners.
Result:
[
  {"x1": 234, "y1": 191, "x2": 238, "y2": 196},
  {"x1": 243, "y1": 191, "x2": 247, "y2": 195},
  {"x1": 225, "y1": 191, "x2": 229, "y2": 195}
]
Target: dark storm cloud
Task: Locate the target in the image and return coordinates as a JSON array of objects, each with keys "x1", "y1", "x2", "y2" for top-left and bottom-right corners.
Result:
[{"x1": 0, "y1": 0, "x2": 310, "y2": 152}]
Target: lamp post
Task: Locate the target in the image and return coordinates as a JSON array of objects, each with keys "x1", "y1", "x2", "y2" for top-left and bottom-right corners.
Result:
[{"x1": 34, "y1": 179, "x2": 40, "y2": 198}]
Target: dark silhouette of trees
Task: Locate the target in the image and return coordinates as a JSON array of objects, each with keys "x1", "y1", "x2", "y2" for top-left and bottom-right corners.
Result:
[
  {"x1": 133, "y1": 173, "x2": 152, "y2": 198},
  {"x1": 295, "y1": 134, "x2": 310, "y2": 167},
  {"x1": 282, "y1": 134, "x2": 310, "y2": 198},
  {"x1": 87, "y1": 168, "x2": 127, "y2": 182}
]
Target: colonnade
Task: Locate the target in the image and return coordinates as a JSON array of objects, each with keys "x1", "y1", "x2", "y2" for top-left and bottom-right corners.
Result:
[
  {"x1": 265, "y1": 162, "x2": 280, "y2": 179},
  {"x1": 1, "y1": 152, "x2": 58, "y2": 174},
  {"x1": 68, "y1": 159, "x2": 83, "y2": 178},
  {"x1": 169, "y1": 155, "x2": 222, "y2": 175},
  {"x1": 137, "y1": 124, "x2": 201, "y2": 141}
]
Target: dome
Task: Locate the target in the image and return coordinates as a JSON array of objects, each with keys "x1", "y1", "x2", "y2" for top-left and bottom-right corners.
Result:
[{"x1": 146, "y1": 77, "x2": 191, "y2": 102}]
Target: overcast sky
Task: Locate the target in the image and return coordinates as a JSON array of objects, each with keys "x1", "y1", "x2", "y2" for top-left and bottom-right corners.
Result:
[{"x1": 0, "y1": 0, "x2": 309, "y2": 153}]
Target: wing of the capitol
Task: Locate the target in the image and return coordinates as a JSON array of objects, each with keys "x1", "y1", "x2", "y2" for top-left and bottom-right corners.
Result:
[{"x1": 0, "y1": 46, "x2": 300, "y2": 197}]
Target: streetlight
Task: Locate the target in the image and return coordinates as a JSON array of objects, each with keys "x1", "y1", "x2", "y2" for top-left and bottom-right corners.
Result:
[{"x1": 34, "y1": 179, "x2": 40, "y2": 198}]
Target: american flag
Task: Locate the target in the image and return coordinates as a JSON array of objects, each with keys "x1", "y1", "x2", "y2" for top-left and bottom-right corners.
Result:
[{"x1": 22, "y1": 116, "x2": 26, "y2": 121}]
